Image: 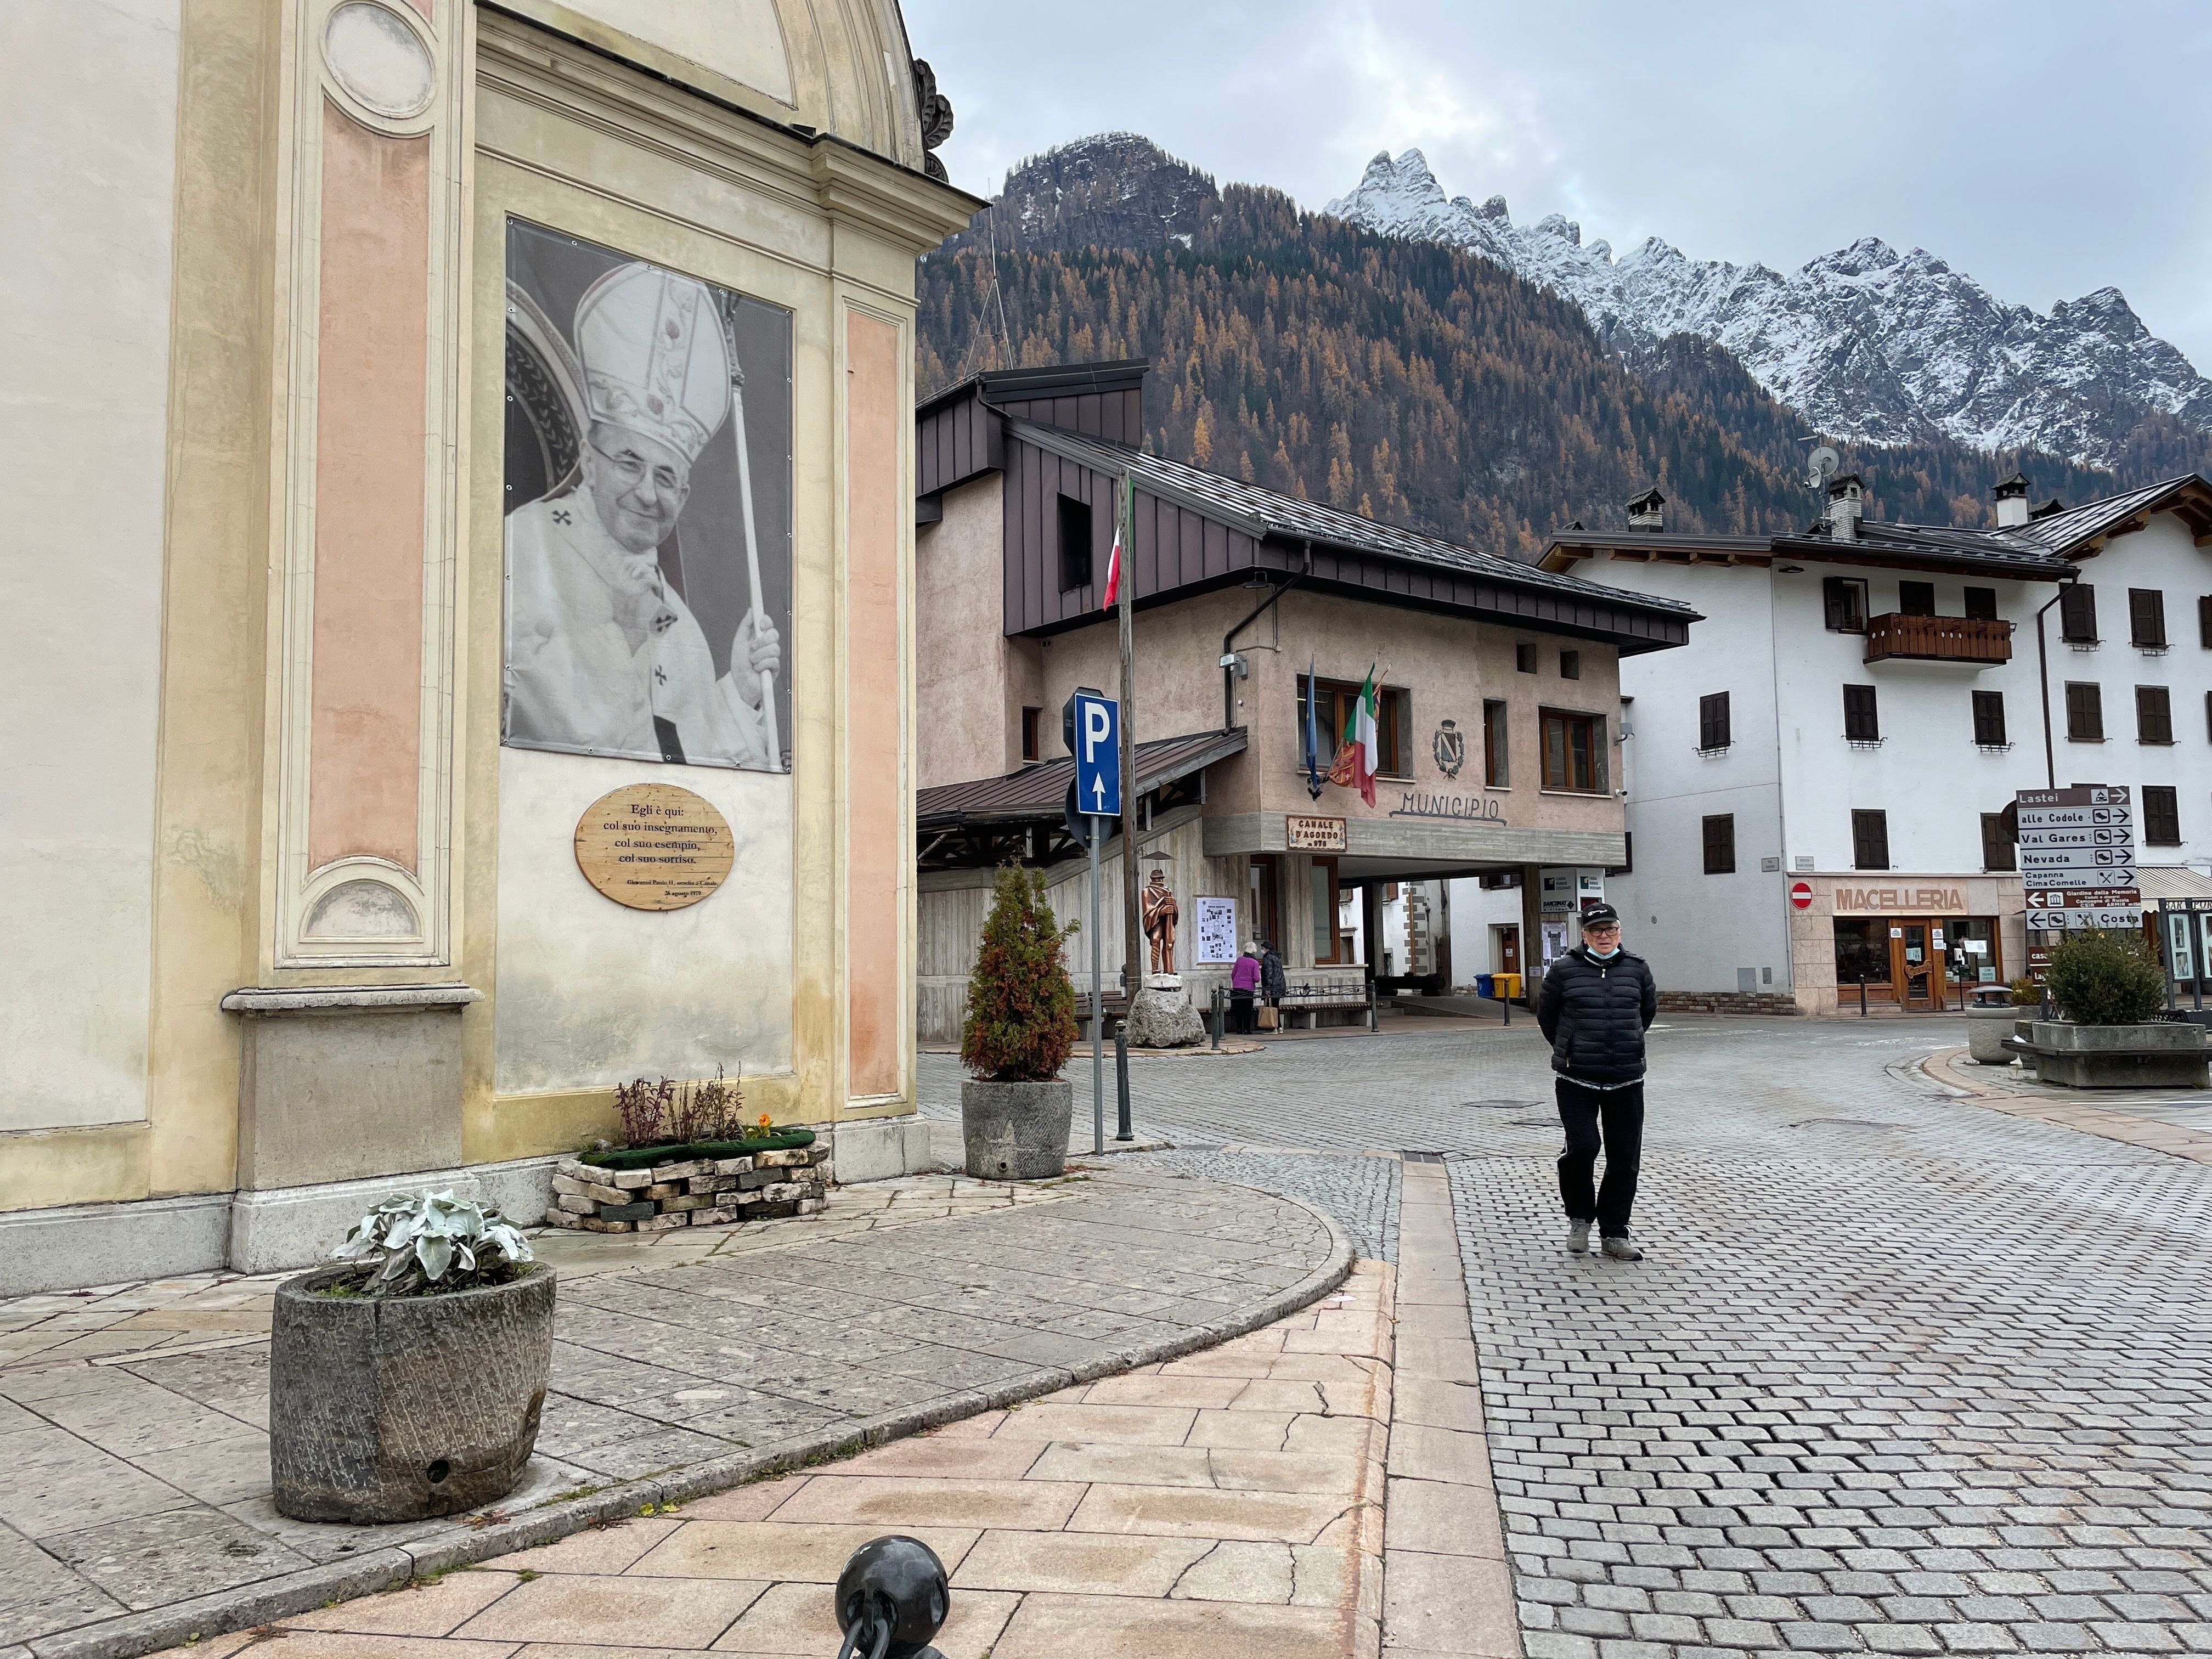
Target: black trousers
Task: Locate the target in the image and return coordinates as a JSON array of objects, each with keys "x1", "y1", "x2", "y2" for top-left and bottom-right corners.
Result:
[
  {"x1": 1556, "y1": 1077, "x2": 1645, "y2": 1238},
  {"x1": 1229, "y1": 990, "x2": 1255, "y2": 1034}
]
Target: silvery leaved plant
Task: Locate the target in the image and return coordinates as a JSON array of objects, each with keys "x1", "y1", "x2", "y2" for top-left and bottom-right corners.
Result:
[{"x1": 331, "y1": 1190, "x2": 534, "y2": 1297}]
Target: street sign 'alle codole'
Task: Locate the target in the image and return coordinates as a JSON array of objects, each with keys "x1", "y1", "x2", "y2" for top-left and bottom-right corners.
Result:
[{"x1": 2016, "y1": 785, "x2": 2138, "y2": 931}]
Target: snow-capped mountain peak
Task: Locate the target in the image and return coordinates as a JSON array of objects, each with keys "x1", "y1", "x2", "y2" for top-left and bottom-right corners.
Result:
[{"x1": 1324, "y1": 151, "x2": 2212, "y2": 467}]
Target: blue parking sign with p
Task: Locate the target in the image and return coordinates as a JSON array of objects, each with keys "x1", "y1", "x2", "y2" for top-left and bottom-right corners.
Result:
[{"x1": 1073, "y1": 692, "x2": 1121, "y2": 817}]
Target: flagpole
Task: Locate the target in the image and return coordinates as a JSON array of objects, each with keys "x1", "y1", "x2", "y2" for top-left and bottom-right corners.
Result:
[{"x1": 1118, "y1": 472, "x2": 1141, "y2": 1011}]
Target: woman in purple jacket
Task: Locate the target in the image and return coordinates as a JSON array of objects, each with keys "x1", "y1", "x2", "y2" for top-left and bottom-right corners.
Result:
[{"x1": 1229, "y1": 946, "x2": 1263, "y2": 1035}]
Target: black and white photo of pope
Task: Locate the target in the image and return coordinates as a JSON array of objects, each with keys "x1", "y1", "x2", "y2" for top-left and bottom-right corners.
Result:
[{"x1": 503, "y1": 223, "x2": 794, "y2": 772}]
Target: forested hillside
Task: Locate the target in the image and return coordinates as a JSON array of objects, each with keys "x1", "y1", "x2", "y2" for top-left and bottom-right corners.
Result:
[{"x1": 917, "y1": 139, "x2": 2135, "y2": 558}]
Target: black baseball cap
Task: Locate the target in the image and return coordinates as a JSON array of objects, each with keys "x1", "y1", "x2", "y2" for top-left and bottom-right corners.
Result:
[{"x1": 1579, "y1": 903, "x2": 1621, "y2": 928}]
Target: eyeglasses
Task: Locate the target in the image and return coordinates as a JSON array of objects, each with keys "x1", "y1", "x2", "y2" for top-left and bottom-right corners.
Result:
[{"x1": 589, "y1": 439, "x2": 685, "y2": 494}]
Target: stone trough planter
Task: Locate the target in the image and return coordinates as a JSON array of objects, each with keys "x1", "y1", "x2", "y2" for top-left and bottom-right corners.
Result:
[
  {"x1": 2007, "y1": 1019, "x2": 2211, "y2": 1089},
  {"x1": 962, "y1": 1079, "x2": 1074, "y2": 1180},
  {"x1": 271, "y1": 1263, "x2": 555, "y2": 1522},
  {"x1": 543, "y1": 1137, "x2": 829, "y2": 1234}
]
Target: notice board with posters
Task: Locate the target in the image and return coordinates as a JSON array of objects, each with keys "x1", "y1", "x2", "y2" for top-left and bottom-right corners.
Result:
[{"x1": 1194, "y1": 896, "x2": 1238, "y2": 964}]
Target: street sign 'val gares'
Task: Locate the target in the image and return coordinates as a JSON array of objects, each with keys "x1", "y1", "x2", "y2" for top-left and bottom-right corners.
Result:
[{"x1": 2015, "y1": 786, "x2": 2138, "y2": 930}]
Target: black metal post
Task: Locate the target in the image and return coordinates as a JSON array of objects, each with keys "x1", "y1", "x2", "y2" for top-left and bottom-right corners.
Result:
[
  {"x1": 1114, "y1": 1022, "x2": 1133, "y2": 1141},
  {"x1": 1858, "y1": 973, "x2": 1867, "y2": 1018},
  {"x1": 1367, "y1": 978, "x2": 1379, "y2": 1032},
  {"x1": 1209, "y1": 984, "x2": 1223, "y2": 1048}
]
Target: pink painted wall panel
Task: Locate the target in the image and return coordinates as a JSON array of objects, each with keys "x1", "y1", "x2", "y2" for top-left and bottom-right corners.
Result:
[
  {"x1": 307, "y1": 104, "x2": 427, "y2": 872},
  {"x1": 846, "y1": 313, "x2": 904, "y2": 1097}
]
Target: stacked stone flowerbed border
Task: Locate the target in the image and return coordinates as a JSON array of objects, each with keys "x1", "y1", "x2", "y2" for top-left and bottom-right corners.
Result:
[{"x1": 543, "y1": 1135, "x2": 828, "y2": 1233}]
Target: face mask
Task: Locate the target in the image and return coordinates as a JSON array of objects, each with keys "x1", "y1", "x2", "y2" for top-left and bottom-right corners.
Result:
[{"x1": 1585, "y1": 943, "x2": 1620, "y2": 960}]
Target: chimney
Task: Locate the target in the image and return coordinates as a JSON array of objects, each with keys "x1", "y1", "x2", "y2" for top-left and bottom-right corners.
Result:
[
  {"x1": 1993, "y1": 470, "x2": 2031, "y2": 528},
  {"x1": 1825, "y1": 473, "x2": 1863, "y2": 541},
  {"x1": 1626, "y1": 486, "x2": 1666, "y2": 532}
]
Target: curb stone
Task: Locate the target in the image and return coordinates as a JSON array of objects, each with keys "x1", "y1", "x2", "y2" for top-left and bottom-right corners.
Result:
[{"x1": 30, "y1": 1193, "x2": 1354, "y2": 1659}]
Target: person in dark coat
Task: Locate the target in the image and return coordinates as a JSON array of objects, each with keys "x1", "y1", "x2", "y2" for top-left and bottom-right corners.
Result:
[
  {"x1": 1259, "y1": 939, "x2": 1287, "y2": 1013},
  {"x1": 1535, "y1": 902, "x2": 1657, "y2": 1260}
]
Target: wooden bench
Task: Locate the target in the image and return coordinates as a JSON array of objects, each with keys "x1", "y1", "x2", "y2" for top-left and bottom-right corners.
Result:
[{"x1": 1276, "y1": 981, "x2": 1377, "y2": 1031}]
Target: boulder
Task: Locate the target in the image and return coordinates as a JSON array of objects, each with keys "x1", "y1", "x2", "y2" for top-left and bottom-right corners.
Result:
[{"x1": 1125, "y1": 986, "x2": 1205, "y2": 1048}]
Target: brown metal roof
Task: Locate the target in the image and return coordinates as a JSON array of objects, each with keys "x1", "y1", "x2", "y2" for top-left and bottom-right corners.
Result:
[{"x1": 918, "y1": 728, "x2": 1248, "y2": 828}]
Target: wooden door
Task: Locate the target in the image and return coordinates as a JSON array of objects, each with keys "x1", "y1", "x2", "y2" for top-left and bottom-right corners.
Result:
[
  {"x1": 1891, "y1": 921, "x2": 1939, "y2": 1009},
  {"x1": 1498, "y1": 926, "x2": 1521, "y2": 975}
]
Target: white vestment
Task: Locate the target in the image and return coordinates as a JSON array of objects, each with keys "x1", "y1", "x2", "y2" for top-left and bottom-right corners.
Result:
[{"x1": 504, "y1": 492, "x2": 774, "y2": 770}]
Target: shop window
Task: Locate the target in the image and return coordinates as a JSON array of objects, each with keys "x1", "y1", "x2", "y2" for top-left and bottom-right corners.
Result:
[
  {"x1": 1539, "y1": 708, "x2": 1606, "y2": 793},
  {"x1": 1971, "y1": 689, "x2": 2007, "y2": 747},
  {"x1": 1056, "y1": 493, "x2": 1092, "y2": 591},
  {"x1": 1980, "y1": 812, "x2": 2017, "y2": 872},
  {"x1": 1482, "y1": 698, "x2": 1509, "y2": 786},
  {"x1": 1515, "y1": 642, "x2": 1537, "y2": 674},
  {"x1": 1898, "y1": 580, "x2": 1936, "y2": 617},
  {"x1": 1851, "y1": 809, "x2": 1890, "y2": 871},
  {"x1": 1297, "y1": 675, "x2": 1410, "y2": 777},
  {"x1": 2066, "y1": 682, "x2": 2104, "y2": 742},
  {"x1": 1940, "y1": 916, "x2": 2002, "y2": 983},
  {"x1": 2144, "y1": 786, "x2": 2181, "y2": 846},
  {"x1": 1020, "y1": 706, "x2": 1042, "y2": 761},
  {"x1": 2129, "y1": 588, "x2": 2168, "y2": 647},
  {"x1": 1843, "y1": 683, "x2": 1880, "y2": 742},
  {"x1": 1832, "y1": 918, "x2": 1889, "y2": 988},
  {"x1": 1963, "y1": 587, "x2": 1999, "y2": 621},
  {"x1": 2137, "y1": 685, "x2": 2174, "y2": 744},
  {"x1": 2059, "y1": 583, "x2": 2098, "y2": 643},
  {"x1": 1702, "y1": 814, "x2": 1736, "y2": 875},
  {"x1": 1309, "y1": 857, "x2": 1342, "y2": 963},
  {"x1": 1699, "y1": 691, "x2": 1731, "y2": 752},
  {"x1": 1559, "y1": 649, "x2": 1581, "y2": 680},
  {"x1": 1822, "y1": 576, "x2": 1868, "y2": 633}
]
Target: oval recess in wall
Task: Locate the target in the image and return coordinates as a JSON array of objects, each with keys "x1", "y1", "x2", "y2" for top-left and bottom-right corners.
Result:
[{"x1": 323, "y1": 1, "x2": 436, "y2": 120}]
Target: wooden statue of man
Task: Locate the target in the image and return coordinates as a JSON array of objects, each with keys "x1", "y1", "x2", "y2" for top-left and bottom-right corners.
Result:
[{"x1": 1141, "y1": 868, "x2": 1178, "y2": 975}]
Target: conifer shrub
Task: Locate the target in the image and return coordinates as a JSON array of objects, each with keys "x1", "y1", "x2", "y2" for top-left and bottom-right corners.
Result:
[
  {"x1": 2044, "y1": 929, "x2": 2166, "y2": 1026},
  {"x1": 961, "y1": 862, "x2": 1079, "y2": 1081}
]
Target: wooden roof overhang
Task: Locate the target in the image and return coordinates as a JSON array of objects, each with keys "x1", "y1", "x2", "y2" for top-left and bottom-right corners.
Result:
[
  {"x1": 999, "y1": 423, "x2": 1697, "y2": 656},
  {"x1": 1545, "y1": 530, "x2": 2072, "y2": 583}
]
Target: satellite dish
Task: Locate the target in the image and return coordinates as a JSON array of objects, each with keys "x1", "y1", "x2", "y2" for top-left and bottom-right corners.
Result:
[{"x1": 1806, "y1": 444, "x2": 1839, "y2": 492}]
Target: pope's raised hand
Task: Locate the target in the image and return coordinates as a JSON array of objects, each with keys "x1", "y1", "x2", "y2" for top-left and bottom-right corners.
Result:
[{"x1": 731, "y1": 609, "x2": 781, "y2": 707}]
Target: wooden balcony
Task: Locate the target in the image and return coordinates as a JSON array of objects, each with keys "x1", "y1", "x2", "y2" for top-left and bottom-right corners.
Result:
[{"x1": 1863, "y1": 613, "x2": 2013, "y2": 667}]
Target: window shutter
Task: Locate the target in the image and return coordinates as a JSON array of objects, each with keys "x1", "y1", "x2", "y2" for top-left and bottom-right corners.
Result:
[
  {"x1": 1702, "y1": 814, "x2": 1735, "y2": 875},
  {"x1": 2145, "y1": 786, "x2": 2181, "y2": 845},
  {"x1": 1700, "y1": 692, "x2": 1730, "y2": 750},
  {"x1": 2130, "y1": 589, "x2": 2166, "y2": 647},
  {"x1": 1972, "y1": 690, "x2": 2006, "y2": 747},
  {"x1": 2138, "y1": 686, "x2": 2172, "y2": 744},
  {"x1": 1594, "y1": 715, "x2": 1609, "y2": 794},
  {"x1": 2061, "y1": 583, "x2": 2097, "y2": 642},
  {"x1": 2066, "y1": 682, "x2": 2103, "y2": 741},
  {"x1": 1843, "y1": 684, "x2": 1879, "y2": 741},
  {"x1": 2199, "y1": 594, "x2": 2212, "y2": 648}
]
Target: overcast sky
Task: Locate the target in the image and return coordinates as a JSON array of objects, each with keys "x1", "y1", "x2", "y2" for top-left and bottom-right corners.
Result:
[{"x1": 905, "y1": 0, "x2": 2212, "y2": 369}]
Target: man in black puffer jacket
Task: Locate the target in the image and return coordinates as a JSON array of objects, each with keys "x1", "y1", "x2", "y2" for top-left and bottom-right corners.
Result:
[{"x1": 1536, "y1": 903, "x2": 1657, "y2": 1260}]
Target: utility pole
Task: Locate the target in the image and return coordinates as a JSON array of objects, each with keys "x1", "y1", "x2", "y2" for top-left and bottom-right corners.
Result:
[{"x1": 1118, "y1": 472, "x2": 1141, "y2": 1006}]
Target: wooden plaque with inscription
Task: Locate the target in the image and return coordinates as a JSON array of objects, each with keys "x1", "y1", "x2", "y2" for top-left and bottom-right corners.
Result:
[{"x1": 573, "y1": 784, "x2": 735, "y2": 911}]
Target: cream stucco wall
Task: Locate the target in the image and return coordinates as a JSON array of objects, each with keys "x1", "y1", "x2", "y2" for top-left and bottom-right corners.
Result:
[
  {"x1": 0, "y1": 0, "x2": 182, "y2": 1135},
  {"x1": 917, "y1": 475, "x2": 1039, "y2": 787}
]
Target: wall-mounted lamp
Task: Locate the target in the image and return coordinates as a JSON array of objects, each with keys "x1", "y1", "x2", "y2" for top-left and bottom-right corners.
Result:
[{"x1": 1776, "y1": 564, "x2": 1805, "y2": 573}]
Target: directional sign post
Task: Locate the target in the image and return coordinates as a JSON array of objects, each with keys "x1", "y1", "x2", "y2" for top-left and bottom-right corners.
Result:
[
  {"x1": 2016, "y1": 786, "x2": 2138, "y2": 936},
  {"x1": 1064, "y1": 690, "x2": 1121, "y2": 1155}
]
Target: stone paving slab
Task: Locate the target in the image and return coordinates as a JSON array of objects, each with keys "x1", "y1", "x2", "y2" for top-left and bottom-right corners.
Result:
[
  {"x1": 0, "y1": 1171, "x2": 1348, "y2": 1659},
  {"x1": 1925, "y1": 1043, "x2": 2212, "y2": 1163},
  {"x1": 149, "y1": 1263, "x2": 1393, "y2": 1659}
]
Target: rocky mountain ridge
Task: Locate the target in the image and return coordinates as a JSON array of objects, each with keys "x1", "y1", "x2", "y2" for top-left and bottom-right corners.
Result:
[{"x1": 1325, "y1": 149, "x2": 2212, "y2": 471}]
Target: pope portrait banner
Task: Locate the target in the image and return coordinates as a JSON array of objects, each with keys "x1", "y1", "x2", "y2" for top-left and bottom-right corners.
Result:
[{"x1": 501, "y1": 221, "x2": 795, "y2": 773}]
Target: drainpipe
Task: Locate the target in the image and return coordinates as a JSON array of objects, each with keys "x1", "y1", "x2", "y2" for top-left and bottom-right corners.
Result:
[
  {"x1": 1220, "y1": 541, "x2": 1311, "y2": 732},
  {"x1": 2034, "y1": 572, "x2": 2078, "y2": 788}
]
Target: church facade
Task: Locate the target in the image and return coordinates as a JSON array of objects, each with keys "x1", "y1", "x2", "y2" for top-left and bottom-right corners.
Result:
[{"x1": 1, "y1": 0, "x2": 973, "y2": 1289}]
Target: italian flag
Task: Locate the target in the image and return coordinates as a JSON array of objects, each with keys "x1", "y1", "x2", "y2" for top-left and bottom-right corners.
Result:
[
  {"x1": 1099, "y1": 518, "x2": 1122, "y2": 610},
  {"x1": 1342, "y1": 664, "x2": 1380, "y2": 806}
]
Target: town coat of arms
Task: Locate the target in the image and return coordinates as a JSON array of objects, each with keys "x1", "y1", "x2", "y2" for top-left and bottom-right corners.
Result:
[{"x1": 1432, "y1": 719, "x2": 1466, "y2": 780}]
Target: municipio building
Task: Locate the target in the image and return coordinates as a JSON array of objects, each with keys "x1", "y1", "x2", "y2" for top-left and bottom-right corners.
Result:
[
  {"x1": 911, "y1": 360, "x2": 1697, "y2": 1038},
  {"x1": 1542, "y1": 472, "x2": 2212, "y2": 1014}
]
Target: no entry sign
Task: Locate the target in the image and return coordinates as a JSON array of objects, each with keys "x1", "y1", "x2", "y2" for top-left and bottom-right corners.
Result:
[{"x1": 1790, "y1": 882, "x2": 1813, "y2": 910}]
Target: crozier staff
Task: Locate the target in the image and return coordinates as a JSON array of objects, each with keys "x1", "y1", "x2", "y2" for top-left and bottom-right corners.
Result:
[{"x1": 505, "y1": 261, "x2": 780, "y2": 769}]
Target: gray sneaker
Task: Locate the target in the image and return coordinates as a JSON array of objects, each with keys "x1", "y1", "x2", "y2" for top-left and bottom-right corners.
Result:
[
  {"x1": 1600, "y1": 1233, "x2": 1644, "y2": 1261},
  {"x1": 1566, "y1": 1219, "x2": 1591, "y2": 1255}
]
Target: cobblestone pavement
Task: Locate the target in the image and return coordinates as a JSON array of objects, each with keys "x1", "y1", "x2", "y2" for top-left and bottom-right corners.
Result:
[
  {"x1": 1116, "y1": 1149, "x2": 1403, "y2": 1262},
  {"x1": 931, "y1": 1019, "x2": 2212, "y2": 1657},
  {"x1": 0, "y1": 1171, "x2": 1345, "y2": 1658}
]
